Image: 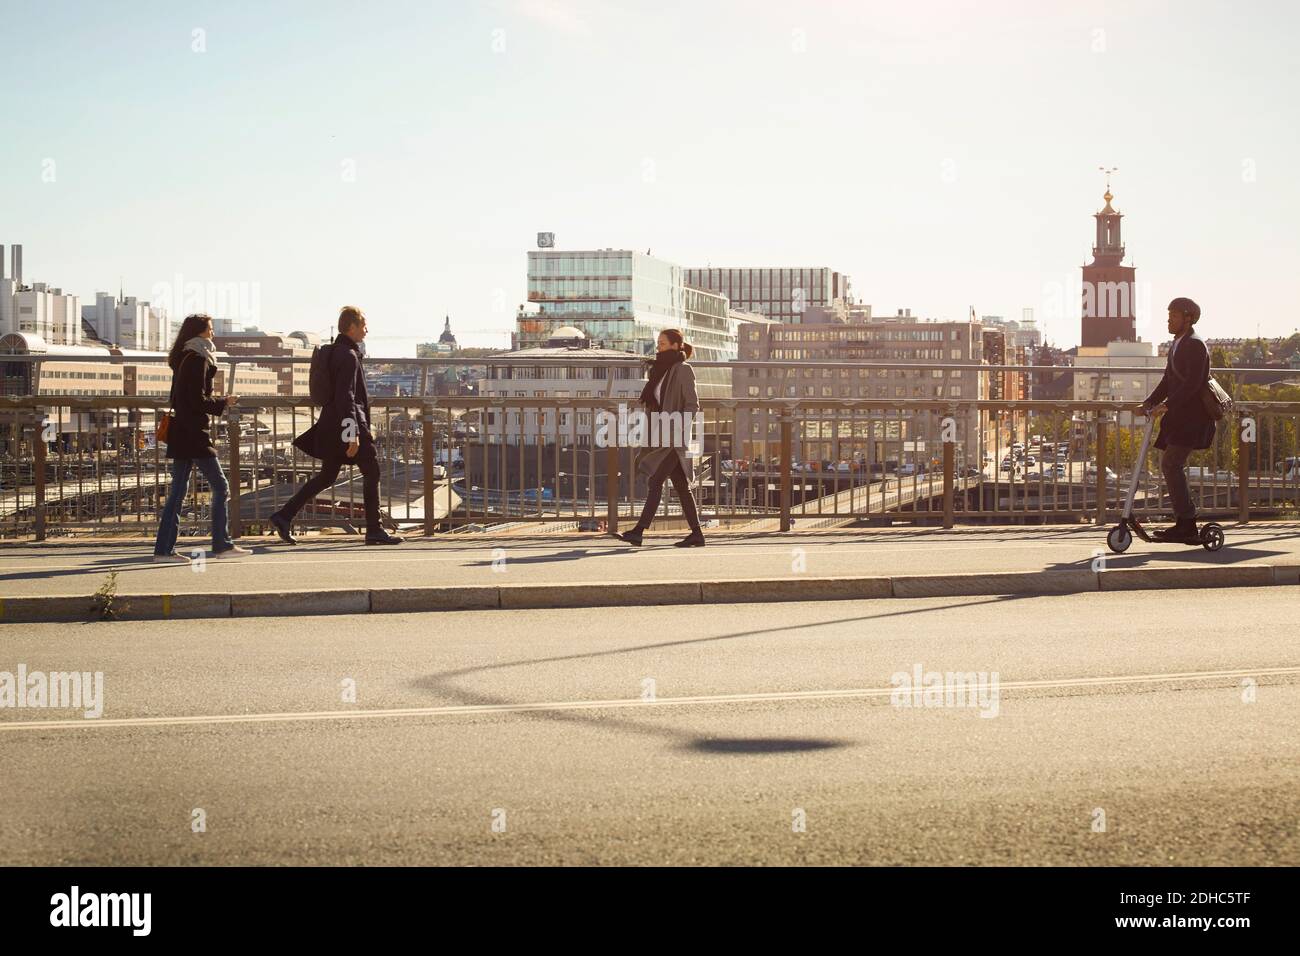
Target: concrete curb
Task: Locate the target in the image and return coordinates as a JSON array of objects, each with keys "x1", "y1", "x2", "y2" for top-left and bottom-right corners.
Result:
[
  {"x1": 370, "y1": 586, "x2": 498, "y2": 613},
  {"x1": 703, "y1": 576, "x2": 891, "y2": 603},
  {"x1": 1096, "y1": 565, "x2": 1273, "y2": 591},
  {"x1": 2, "y1": 564, "x2": 1294, "y2": 623},
  {"x1": 892, "y1": 569, "x2": 1097, "y2": 598},
  {"x1": 231, "y1": 590, "x2": 370, "y2": 618}
]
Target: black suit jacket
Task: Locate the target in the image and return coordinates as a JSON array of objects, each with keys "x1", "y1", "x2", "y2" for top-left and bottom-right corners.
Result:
[{"x1": 1142, "y1": 331, "x2": 1215, "y2": 450}]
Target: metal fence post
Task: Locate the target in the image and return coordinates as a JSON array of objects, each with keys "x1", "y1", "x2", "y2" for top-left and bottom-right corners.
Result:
[
  {"x1": 606, "y1": 441, "x2": 619, "y2": 533},
  {"x1": 32, "y1": 414, "x2": 47, "y2": 541},
  {"x1": 1095, "y1": 417, "x2": 1107, "y2": 526},
  {"x1": 942, "y1": 436, "x2": 954, "y2": 530},
  {"x1": 422, "y1": 403, "x2": 436, "y2": 537},
  {"x1": 227, "y1": 410, "x2": 243, "y2": 538},
  {"x1": 779, "y1": 410, "x2": 792, "y2": 532},
  {"x1": 1238, "y1": 412, "x2": 1250, "y2": 524}
]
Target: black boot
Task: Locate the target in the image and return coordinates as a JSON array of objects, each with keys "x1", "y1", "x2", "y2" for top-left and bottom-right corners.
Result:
[
  {"x1": 365, "y1": 529, "x2": 403, "y2": 545},
  {"x1": 674, "y1": 530, "x2": 706, "y2": 548},
  {"x1": 617, "y1": 528, "x2": 644, "y2": 547},
  {"x1": 269, "y1": 512, "x2": 298, "y2": 545}
]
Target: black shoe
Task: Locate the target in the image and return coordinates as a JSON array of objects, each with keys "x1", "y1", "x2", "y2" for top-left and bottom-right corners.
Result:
[
  {"x1": 1158, "y1": 519, "x2": 1199, "y2": 544},
  {"x1": 269, "y1": 513, "x2": 298, "y2": 545},
  {"x1": 673, "y1": 531, "x2": 706, "y2": 548},
  {"x1": 365, "y1": 530, "x2": 403, "y2": 545},
  {"x1": 617, "y1": 529, "x2": 644, "y2": 547}
]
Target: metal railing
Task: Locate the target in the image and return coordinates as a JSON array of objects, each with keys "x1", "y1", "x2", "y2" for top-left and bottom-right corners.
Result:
[{"x1": 3, "y1": 390, "x2": 1300, "y2": 539}]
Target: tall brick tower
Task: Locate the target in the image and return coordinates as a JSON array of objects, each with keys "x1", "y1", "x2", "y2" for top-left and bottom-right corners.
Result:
[{"x1": 1080, "y1": 179, "x2": 1137, "y2": 347}]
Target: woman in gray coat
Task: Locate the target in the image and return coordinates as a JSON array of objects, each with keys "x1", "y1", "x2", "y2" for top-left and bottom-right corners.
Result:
[{"x1": 617, "y1": 329, "x2": 705, "y2": 547}]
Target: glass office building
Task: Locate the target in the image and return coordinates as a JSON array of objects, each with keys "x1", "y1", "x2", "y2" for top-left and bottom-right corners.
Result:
[
  {"x1": 516, "y1": 250, "x2": 742, "y2": 362},
  {"x1": 683, "y1": 266, "x2": 851, "y2": 324}
]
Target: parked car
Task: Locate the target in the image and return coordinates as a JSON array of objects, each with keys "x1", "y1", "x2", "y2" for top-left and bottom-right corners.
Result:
[{"x1": 432, "y1": 463, "x2": 448, "y2": 479}]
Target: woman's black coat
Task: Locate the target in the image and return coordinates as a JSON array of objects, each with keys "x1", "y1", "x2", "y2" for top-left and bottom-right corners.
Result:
[{"x1": 165, "y1": 352, "x2": 225, "y2": 459}]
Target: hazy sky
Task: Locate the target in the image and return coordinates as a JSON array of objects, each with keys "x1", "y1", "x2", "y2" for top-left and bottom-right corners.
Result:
[{"x1": 3, "y1": 0, "x2": 1298, "y2": 353}]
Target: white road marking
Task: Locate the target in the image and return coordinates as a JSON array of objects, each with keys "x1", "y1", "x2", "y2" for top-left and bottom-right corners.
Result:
[{"x1": 2, "y1": 667, "x2": 1295, "y2": 733}]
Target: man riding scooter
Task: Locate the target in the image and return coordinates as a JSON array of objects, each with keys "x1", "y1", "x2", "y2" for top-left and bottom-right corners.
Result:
[{"x1": 1136, "y1": 297, "x2": 1217, "y2": 543}]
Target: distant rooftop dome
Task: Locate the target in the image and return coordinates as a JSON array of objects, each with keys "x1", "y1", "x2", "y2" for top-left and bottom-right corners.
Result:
[{"x1": 545, "y1": 325, "x2": 588, "y2": 348}]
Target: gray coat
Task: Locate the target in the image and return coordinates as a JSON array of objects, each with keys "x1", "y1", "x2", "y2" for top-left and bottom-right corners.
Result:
[{"x1": 634, "y1": 360, "x2": 701, "y2": 483}]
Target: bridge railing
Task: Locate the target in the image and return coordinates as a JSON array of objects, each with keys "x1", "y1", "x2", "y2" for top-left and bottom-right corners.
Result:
[{"x1": 3, "y1": 392, "x2": 1299, "y2": 539}]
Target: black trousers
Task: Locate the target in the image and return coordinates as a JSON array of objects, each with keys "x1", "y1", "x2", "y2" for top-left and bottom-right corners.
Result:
[
  {"x1": 634, "y1": 453, "x2": 701, "y2": 533},
  {"x1": 277, "y1": 442, "x2": 381, "y2": 533},
  {"x1": 1160, "y1": 444, "x2": 1195, "y2": 521}
]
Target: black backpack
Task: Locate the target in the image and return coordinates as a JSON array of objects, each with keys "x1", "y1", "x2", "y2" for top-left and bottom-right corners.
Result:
[{"x1": 308, "y1": 343, "x2": 334, "y2": 406}]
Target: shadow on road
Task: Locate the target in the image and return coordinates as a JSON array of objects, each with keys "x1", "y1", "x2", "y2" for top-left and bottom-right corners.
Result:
[
  {"x1": 408, "y1": 593, "x2": 1025, "y2": 755},
  {"x1": 685, "y1": 737, "x2": 847, "y2": 754},
  {"x1": 462, "y1": 548, "x2": 637, "y2": 568},
  {"x1": 1046, "y1": 545, "x2": 1288, "y2": 571}
]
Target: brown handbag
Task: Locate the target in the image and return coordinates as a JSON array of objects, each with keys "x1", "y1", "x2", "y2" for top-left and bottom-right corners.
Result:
[{"x1": 155, "y1": 353, "x2": 192, "y2": 444}]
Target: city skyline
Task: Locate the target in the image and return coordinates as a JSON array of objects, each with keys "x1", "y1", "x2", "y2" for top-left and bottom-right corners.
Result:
[{"x1": 3, "y1": 1, "x2": 1298, "y2": 353}]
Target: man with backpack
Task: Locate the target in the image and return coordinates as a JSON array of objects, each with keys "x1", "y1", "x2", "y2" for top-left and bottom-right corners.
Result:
[{"x1": 268, "y1": 306, "x2": 402, "y2": 546}]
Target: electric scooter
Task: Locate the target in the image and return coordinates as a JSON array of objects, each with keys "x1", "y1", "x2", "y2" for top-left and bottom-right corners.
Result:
[{"x1": 1105, "y1": 412, "x2": 1225, "y2": 554}]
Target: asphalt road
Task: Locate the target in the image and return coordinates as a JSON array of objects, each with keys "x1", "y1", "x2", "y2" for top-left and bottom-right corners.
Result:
[
  {"x1": 1, "y1": 587, "x2": 1296, "y2": 865},
  {"x1": 4, "y1": 523, "x2": 1300, "y2": 597}
]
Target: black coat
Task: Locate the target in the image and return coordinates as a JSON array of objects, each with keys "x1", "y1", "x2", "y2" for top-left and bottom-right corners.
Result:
[
  {"x1": 165, "y1": 352, "x2": 225, "y2": 459},
  {"x1": 1143, "y1": 331, "x2": 1216, "y2": 451},
  {"x1": 294, "y1": 334, "x2": 372, "y2": 461}
]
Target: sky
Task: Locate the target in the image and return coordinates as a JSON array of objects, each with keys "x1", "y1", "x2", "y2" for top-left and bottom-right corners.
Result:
[{"x1": 2, "y1": 0, "x2": 1298, "y2": 355}]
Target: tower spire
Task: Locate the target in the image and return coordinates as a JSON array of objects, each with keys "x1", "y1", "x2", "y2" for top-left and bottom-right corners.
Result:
[
  {"x1": 1081, "y1": 170, "x2": 1136, "y2": 347},
  {"x1": 1098, "y1": 166, "x2": 1118, "y2": 208}
]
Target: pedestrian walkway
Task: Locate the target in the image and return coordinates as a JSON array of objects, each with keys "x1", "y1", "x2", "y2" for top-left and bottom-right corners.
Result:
[{"x1": 3, "y1": 523, "x2": 1299, "y2": 604}]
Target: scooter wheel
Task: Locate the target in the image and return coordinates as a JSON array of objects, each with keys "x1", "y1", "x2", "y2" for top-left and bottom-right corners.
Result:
[
  {"x1": 1107, "y1": 524, "x2": 1132, "y2": 554},
  {"x1": 1202, "y1": 523, "x2": 1224, "y2": 552}
]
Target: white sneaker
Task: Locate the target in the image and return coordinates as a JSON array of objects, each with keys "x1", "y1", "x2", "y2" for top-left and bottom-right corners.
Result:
[
  {"x1": 212, "y1": 545, "x2": 253, "y2": 559},
  {"x1": 152, "y1": 552, "x2": 190, "y2": 564}
]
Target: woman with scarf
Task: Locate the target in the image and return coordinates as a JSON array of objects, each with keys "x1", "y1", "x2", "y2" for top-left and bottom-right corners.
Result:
[
  {"x1": 152, "y1": 313, "x2": 251, "y2": 562},
  {"x1": 617, "y1": 329, "x2": 706, "y2": 548}
]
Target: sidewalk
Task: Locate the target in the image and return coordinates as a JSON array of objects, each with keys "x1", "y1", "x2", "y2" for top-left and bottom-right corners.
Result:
[{"x1": 2, "y1": 523, "x2": 1298, "y2": 622}]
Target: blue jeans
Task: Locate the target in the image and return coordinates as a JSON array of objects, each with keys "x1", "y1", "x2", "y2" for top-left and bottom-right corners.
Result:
[{"x1": 154, "y1": 456, "x2": 233, "y2": 556}]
